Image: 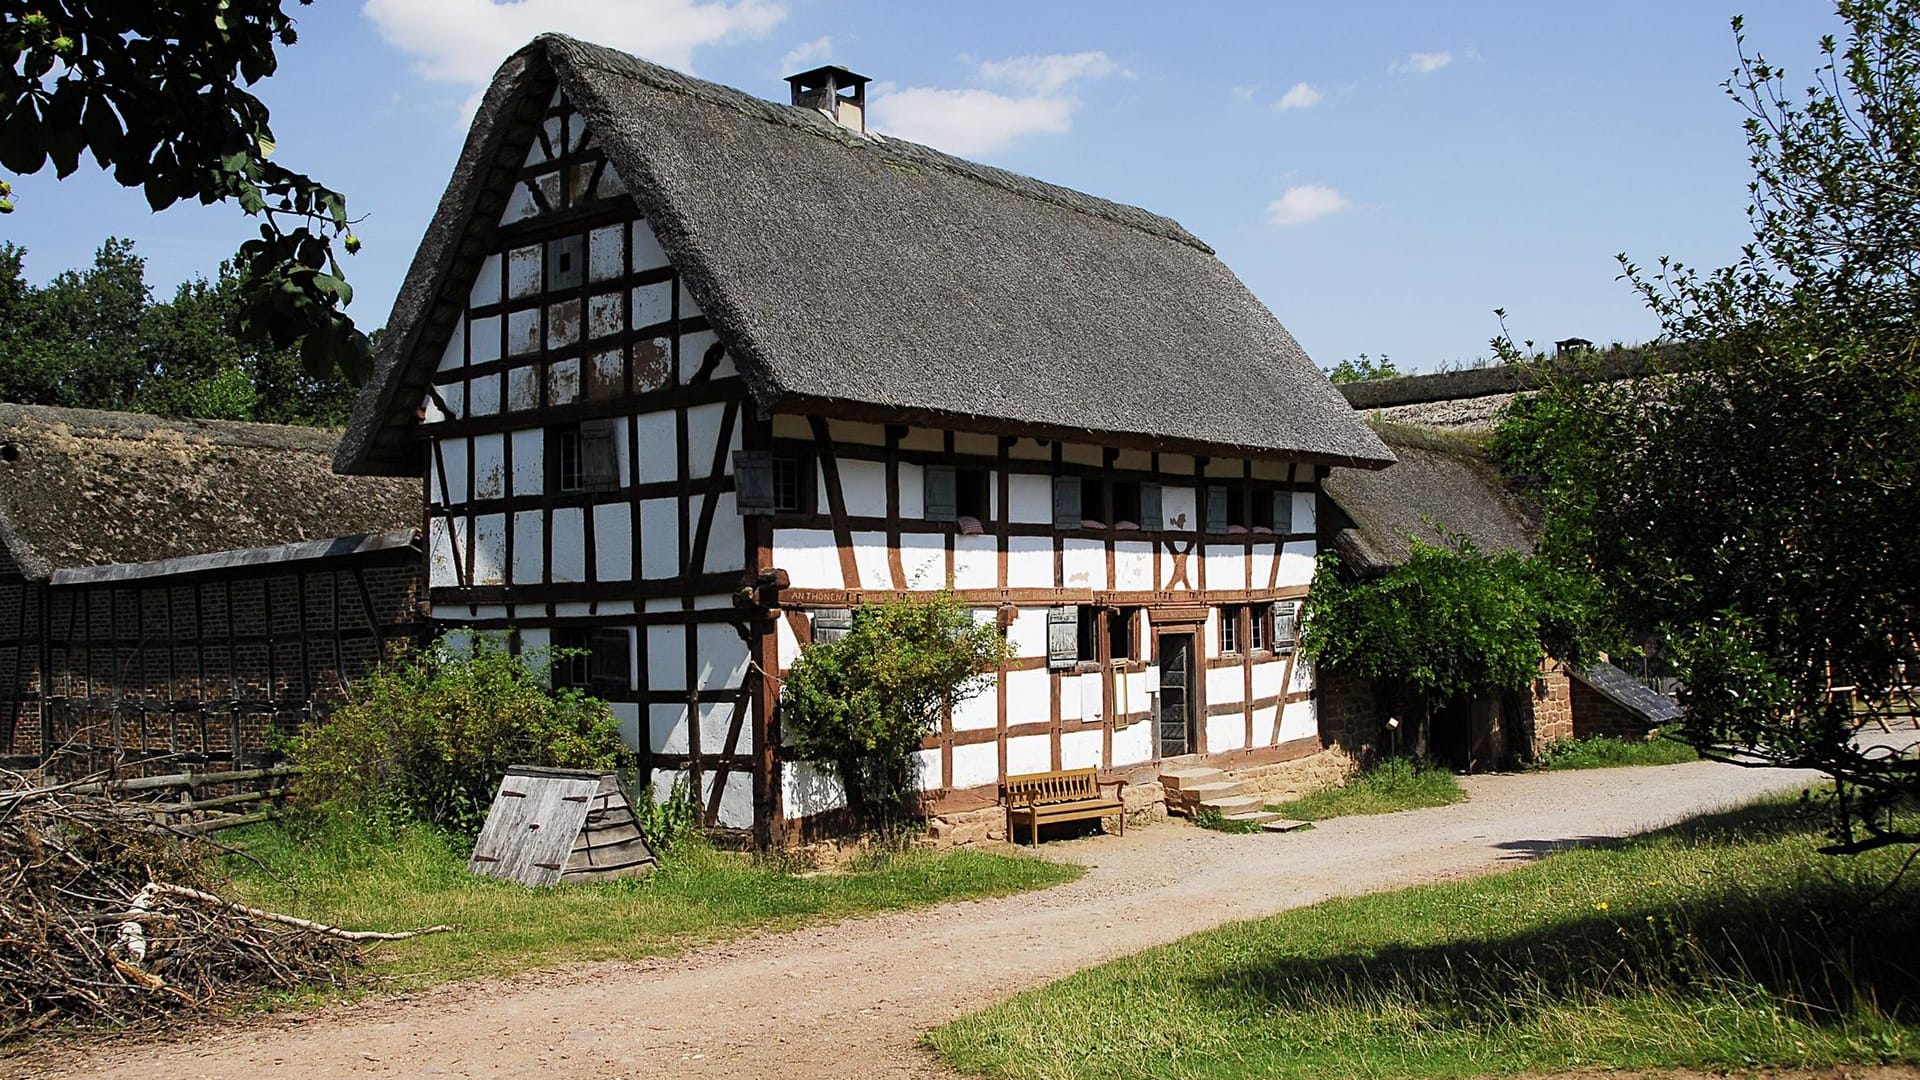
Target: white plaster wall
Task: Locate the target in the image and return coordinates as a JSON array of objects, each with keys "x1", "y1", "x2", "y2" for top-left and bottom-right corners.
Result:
[
  {"x1": 1207, "y1": 711, "x2": 1248, "y2": 753},
  {"x1": 1061, "y1": 728, "x2": 1102, "y2": 771},
  {"x1": 1079, "y1": 671, "x2": 1105, "y2": 724},
  {"x1": 1280, "y1": 699, "x2": 1318, "y2": 743},
  {"x1": 1289, "y1": 656, "x2": 1315, "y2": 693},
  {"x1": 640, "y1": 498, "x2": 680, "y2": 580},
  {"x1": 951, "y1": 741, "x2": 998, "y2": 790},
  {"x1": 1113, "y1": 541, "x2": 1153, "y2": 591},
  {"x1": 472, "y1": 514, "x2": 507, "y2": 585},
  {"x1": 594, "y1": 503, "x2": 632, "y2": 580},
  {"x1": 635, "y1": 411, "x2": 676, "y2": 484},
  {"x1": 632, "y1": 219, "x2": 668, "y2": 271},
  {"x1": 1006, "y1": 606, "x2": 1049, "y2": 658},
  {"x1": 1162, "y1": 484, "x2": 1197, "y2": 531},
  {"x1": 695, "y1": 623, "x2": 750, "y2": 690},
  {"x1": 953, "y1": 683, "x2": 997, "y2": 731},
  {"x1": 1292, "y1": 491, "x2": 1317, "y2": 534},
  {"x1": 649, "y1": 705, "x2": 688, "y2": 754},
  {"x1": 699, "y1": 703, "x2": 742, "y2": 753},
  {"x1": 511, "y1": 511, "x2": 543, "y2": 584},
  {"x1": 469, "y1": 315, "x2": 501, "y2": 366},
  {"x1": 1059, "y1": 671, "x2": 1081, "y2": 722},
  {"x1": 1111, "y1": 720, "x2": 1153, "y2": 767},
  {"x1": 428, "y1": 516, "x2": 463, "y2": 588},
  {"x1": 1206, "y1": 664, "x2": 1244, "y2": 705},
  {"x1": 550, "y1": 507, "x2": 586, "y2": 583},
  {"x1": 913, "y1": 748, "x2": 940, "y2": 791},
  {"x1": 684, "y1": 402, "x2": 731, "y2": 479},
  {"x1": 508, "y1": 429, "x2": 542, "y2": 494},
  {"x1": 774, "y1": 528, "x2": 841, "y2": 589},
  {"x1": 1205, "y1": 546, "x2": 1247, "y2": 591},
  {"x1": 610, "y1": 702, "x2": 641, "y2": 750},
  {"x1": 1004, "y1": 667, "x2": 1049, "y2": 721},
  {"x1": 646, "y1": 625, "x2": 685, "y2": 690},
  {"x1": 471, "y1": 433, "x2": 505, "y2": 500},
  {"x1": 1006, "y1": 734, "x2": 1051, "y2": 776},
  {"x1": 1248, "y1": 545, "x2": 1276, "y2": 590},
  {"x1": 775, "y1": 614, "x2": 801, "y2": 669},
  {"x1": 839, "y1": 459, "x2": 886, "y2": 518},
  {"x1": 900, "y1": 533, "x2": 944, "y2": 589},
  {"x1": 782, "y1": 760, "x2": 846, "y2": 817},
  {"x1": 1252, "y1": 659, "x2": 1286, "y2": 701},
  {"x1": 851, "y1": 532, "x2": 891, "y2": 590},
  {"x1": 1006, "y1": 537, "x2": 1052, "y2": 588},
  {"x1": 1007, "y1": 474, "x2": 1052, "y2": 523},
  {"x1": 703, "y1": 770, "x2": 755, "y2": 830},
  {"x1": 897, "y1": 461, "x2": 925, "y2": 519},
  {"x1": 1277, "y1": 540, "x2": 1317, "y2": 588},
  {"x1": 953, "y1": 534, "x2": 996, "y2": 590},
  {"x1": 1254, "y1": 702, "x2": 1280, "y2": 744},
  {"x1": 1062, "y1": 539, "x2": 1104, "y2": 589},
  {"x1": 703, "y1": 494, "x2": 743, "y2": 573}
]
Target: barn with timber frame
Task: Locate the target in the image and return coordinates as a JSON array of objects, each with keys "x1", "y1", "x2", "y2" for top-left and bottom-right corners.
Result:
[
  {"x1": 0, "y1": 405, "x2": 423, "y2": 770},
  {"x1": 335, "y1": 35, "x2": 1395, "y2": 845}
]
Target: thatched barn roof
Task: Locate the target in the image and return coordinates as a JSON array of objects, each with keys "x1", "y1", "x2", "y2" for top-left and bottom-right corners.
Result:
[
  {"x1": 1321, "y1": 421, "x2": 1535, "y2": 577},
  {"x1": 0, "y1": 404, "x2": 418, "y2": 581},
  {"x1": 337, "y1": 34, "x2": 1392, "y2": 476}
]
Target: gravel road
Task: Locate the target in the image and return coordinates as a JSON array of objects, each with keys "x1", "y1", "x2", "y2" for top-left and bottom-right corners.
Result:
[{"x1": 30, "y1": 759, "x2": 1828, "y2": 1080}]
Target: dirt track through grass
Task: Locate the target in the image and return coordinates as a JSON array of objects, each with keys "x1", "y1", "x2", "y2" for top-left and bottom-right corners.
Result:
[{"x1": 23, "y1": 758, "x2": 1845, "y2": 1080}]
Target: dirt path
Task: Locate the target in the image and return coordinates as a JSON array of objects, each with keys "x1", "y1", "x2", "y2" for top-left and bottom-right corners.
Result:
[{"x1": 31, "y1": 761, "x2": 1822, "y2": 1080}]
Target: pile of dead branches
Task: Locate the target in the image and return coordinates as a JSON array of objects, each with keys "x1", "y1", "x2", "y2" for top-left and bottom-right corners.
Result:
[{"x1": 1, "y1": 775, "x2": 444, "y2": 1040}]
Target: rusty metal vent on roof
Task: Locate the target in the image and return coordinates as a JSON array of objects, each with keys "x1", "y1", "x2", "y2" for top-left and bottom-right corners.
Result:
[{"x1": 467, "y1": 766, "x2": 657, "y2": 886}]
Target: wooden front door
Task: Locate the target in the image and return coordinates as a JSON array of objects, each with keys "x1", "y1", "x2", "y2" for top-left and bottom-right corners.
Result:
[{"x1": 1157, "y1": 632, "x2": 1196, "y2": 758}]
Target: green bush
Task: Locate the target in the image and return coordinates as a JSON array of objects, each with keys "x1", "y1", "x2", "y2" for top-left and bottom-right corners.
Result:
[
  {"x1": 781, "y1": 591, "x2": 1012, "y2": 830},
  {"x1": 293, "y1": 633, "x2": 627, "y2": 838},
  {"x1": 1535, "y1": 733, "x2": 1699, "y2": 771},
  {"x1": 632, "y1": 775, "x2": 701, "y2": 854}
]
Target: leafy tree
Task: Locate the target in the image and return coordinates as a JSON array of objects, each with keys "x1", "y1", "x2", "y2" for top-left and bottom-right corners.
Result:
[
  {"x1": 0, "y1": 237, "x2": 356, "y2": 423},
  {"x1": 781, "y1": 592, "x2": 1013, "y2": 830},
  {"x1": 1517, "y1": 1, "x2": 1920, "y2": 853},
  {"x1": 1, "y1": 2, "x2": 369, "y2": 382},
  {"x1": 294, "y1": 634, "x2": 628, "y2": 838},
  {"x1": 1327, "y1": 353, "x2": 1402, "y2": 384}
]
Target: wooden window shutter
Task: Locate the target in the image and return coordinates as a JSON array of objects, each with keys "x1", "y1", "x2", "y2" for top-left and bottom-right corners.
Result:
[
  {"x1": 580, "y1": 418, "x2": 619, "y2": 490},
  {"x1": 1052, "y1": 476, "x2": 1082, "y2": 530},
  {"x1": 734, "y1": 450, "x2": 774, "y2": 515},
  {"x1": 1139, "y1": 482, "x2": 1162, "y2": 531},
  {"x1": 924, "y1": 464, "x2": 958, "y2": 522},
  {"x1": 1205, "y1": 485, "x2": 1229, "y2": 533},
  {"x1": 810, "y1": 608, "x2": 853, "y2": 643},
  {"x1": 1275, "y1": 601, "x2": 1300, "y2": 653},
  {"x1": 1046, "y1": 606, "x2": 1079, "y2": 670},
  {"x1": 1273, "y1": 490, "x2": 1294, "y2": 536},
  {"x1": 588, "y1": 629, "x2": 631, "y2": 694}
]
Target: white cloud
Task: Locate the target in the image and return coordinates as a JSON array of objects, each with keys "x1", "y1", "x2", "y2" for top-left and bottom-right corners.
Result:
[
  {"x1": 1393, "y1": 51, "x2": 1454, "y2": 75},
  {"x1": 362, "y1": 0, "x2": 786, "y2": 89},
  {"x1": 1266, "y1": 184, "x2": 1350, "y2": 227},
  {"x1": 1273, "y1": 82, "x2": 1322, "y2": 111},
  {"x1": 778, "y1": 34, "x2": 833, "y2": 74},
  {"x1": 975, "y1": 51, "x2": 1125, "y2": 95},
  {"x1": 1231, "y1": 84, "x2": 1258, "y2": 101},
  {"x1": 869, "y1": 51, "x2": 1124, "y2": 157},
  {"x1": 868, "y1": 86, "x2": 1074, "y2": 156}
]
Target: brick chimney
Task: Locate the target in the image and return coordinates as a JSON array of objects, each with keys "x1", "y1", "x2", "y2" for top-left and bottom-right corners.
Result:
[{"x1": 785, "y1": 65, "x2": 870, "y2": 134}]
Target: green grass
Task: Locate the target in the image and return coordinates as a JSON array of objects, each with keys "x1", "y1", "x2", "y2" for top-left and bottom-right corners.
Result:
[
  {"x1": 1534, "y1": 733, "x2": 1700, "y2": 771},
  {"x1": 1265, "y1": 758, "x2": 1467, "y2": 821},
  {"x1": 928, "y1": 795, "x2": 1919, "y2": 1080},
  {"x1": 221, "y1": 818, "x2": 1082, "y2": 992}
]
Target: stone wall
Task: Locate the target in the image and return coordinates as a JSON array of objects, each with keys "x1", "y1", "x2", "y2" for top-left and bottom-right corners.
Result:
[{"x1": 1570, "y1": 678, "x2": 1655, "y2": 740}]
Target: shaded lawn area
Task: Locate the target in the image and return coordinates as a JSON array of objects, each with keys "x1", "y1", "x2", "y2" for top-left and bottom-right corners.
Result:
[
  {"x1": 1533, "y1": 733, "x2": 1700, "y2": 771},
  {"x1": 1265, "y1": 758, "x2": 1466, "y2": 821},
  {"x1": 929, "y1": 796, "x2": 1919, "y2": 1080},
  {"x1": 223, "y1": 819, "x2": 1082, "y2": 992}
]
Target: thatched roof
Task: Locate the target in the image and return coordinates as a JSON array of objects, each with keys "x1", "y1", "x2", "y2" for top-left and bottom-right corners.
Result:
[
  {"x1": 337, "y1": 35, "x2": 1392, "y2": 476},
  {"x1": 1336, "y1": 346, "x2": 1660, "y2": 411},
  {"x1": 0, "y1": 404, "x2": 418, "y2": 581},
  {"x1": 1321, "y1": 421, "x2": 1535, "y2": 576}
]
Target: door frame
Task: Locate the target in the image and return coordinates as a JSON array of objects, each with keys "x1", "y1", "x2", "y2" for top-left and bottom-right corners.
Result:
[{"x1": 1154, "y1": 623, "x2": 1204, "y2": 759}]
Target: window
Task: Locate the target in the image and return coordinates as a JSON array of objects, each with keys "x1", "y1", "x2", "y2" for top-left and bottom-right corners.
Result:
[
  {"x1": 1079, "y1": 479, "x2": 1108, "y2": 528},
  {"x1": 773, "y1": 454, "x2": 809, "y2": 513},
  {"x1": 1250, "y1": 602, "x2": 1272, "y2": 651},
  {"x1": 1106, "y1": 608, "x2": 1138, "y2": 661},
  {"x1": 955, "y1": 467, "x2": 990, "y2": 523},
  {"x1": 1112, "y1": 481, "x2": 1140, "y2": 530},
  {"x1": 551, "y1": 628, "x2": 631, "y2": 694},
  {"x1": 1052, "y1": 476, "x2": 1081, "y2": 530},
  {"x1": 1252, "y1": 490, "x2": 1274, "y2": 533},
  {"x1": 811, "y1": 608, "x2": 853, "y2": 643},
  {"x1": 1219, "y1": 604, "x2": 1241, "y2": 654},
  {"x1": 1273, "y1": 489, "x2": 1295, "y2": 536},
  {"x1": 1206, "y1": 484, "x2": 1249, "y2": 533},
  {"x1": 1077, "y1": 606, "x2": 1099, "y2": 664},
  {"x1": 552, "y1": 419, "x2": 618, "y2": 492},
  {"x1": 931, "y1": 464, "x2": 992, "y2": 527}
]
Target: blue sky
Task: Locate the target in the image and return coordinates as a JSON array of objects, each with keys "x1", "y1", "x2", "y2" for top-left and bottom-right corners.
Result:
[{"x1": 2, "y1": 1, "x2": 1843, "y2": 372}]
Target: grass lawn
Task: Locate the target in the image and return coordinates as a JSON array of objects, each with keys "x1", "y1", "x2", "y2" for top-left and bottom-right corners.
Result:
[
  {"x1": 929, "y1": 796, "x2": 1919, "y2": 1080},
  {"x1": 222, "y1": 819, "x2": 1082, "y2": 992},
  {"x1": 1264, "y1": 758, "x2": 1466, "y2": 821},
  {"x1": 1533, "y1": 733, "x2": 1700, "y2": 771}
]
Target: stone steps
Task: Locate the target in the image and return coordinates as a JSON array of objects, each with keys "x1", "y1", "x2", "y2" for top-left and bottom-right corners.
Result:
[
  {"x1": 1195, "y1": 793, "x2": 1266, "y2": 815},
  {"x1": 1260, "y1": 818, "x2": 1312, "y2": 833},
  {"x1": 1222, "y1": 809, "x2": 1286, "y2": 826}
]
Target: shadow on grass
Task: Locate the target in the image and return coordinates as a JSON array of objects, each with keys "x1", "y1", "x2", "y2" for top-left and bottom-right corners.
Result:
[{"x1": 1185, "y1": 798, "x2": 1918, "y2": 1034}]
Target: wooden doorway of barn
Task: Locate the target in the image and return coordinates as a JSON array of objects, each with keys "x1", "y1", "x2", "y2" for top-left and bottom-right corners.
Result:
[{"x1": 1156, "y1": 631, "x2": 1197, "y2": 757}]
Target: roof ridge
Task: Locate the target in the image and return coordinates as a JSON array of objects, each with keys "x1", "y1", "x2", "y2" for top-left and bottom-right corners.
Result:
[
  {"x1": 536, "y1": 34, "x2": 1213, "y2": 254},
  {"x1": 0, "y1": 402, "x2": 344, "y2": 449}
]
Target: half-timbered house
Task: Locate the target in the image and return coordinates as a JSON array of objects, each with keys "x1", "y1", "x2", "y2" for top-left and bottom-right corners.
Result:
[{"x1": 335, "y1": 36, "x2": 1395, "y2": 844}]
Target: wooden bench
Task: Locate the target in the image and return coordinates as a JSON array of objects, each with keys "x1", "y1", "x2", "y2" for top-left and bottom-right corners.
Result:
[{"x1": 1000, "y1": 768, "x2": 1127, "y2": 845}]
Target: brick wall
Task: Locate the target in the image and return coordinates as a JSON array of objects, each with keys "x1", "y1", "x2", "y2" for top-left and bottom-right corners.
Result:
[{"x1": 1570, "y1": 678, "x2": 1655, "y2": 740}]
